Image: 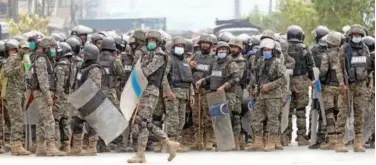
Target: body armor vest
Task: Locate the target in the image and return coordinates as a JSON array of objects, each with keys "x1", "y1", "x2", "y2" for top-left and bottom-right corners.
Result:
[
  {"x1": 170, "y1": 55, "x2": 193, "y2": 88},
  {"x1": 192, "y1": 52, "x2": 215, "y2": 84},
  {"x1": 28, "y1": 53, "x2": 56, "y2": 91},
  {"x1": 98, "y1": 51, "x2": 117, "y2": 89},
  {"x1": 345, "y1": 44, "x2": 368, "y2": 83},
  {"x1": 75, "y1": 64, "x2": 102, "y2": 89},
  {"x1": 55, "y1": 59, "x2": 75, "y2": 94},
  {"x1": 209, "y1": 59, "x2": 231, "y2": 91},
  {"x1": 288, "y1": 43, "x2": 308, "y2": 76},
  {"x1": 147, "y1": 51, "x2": 167, "y2": 88}
]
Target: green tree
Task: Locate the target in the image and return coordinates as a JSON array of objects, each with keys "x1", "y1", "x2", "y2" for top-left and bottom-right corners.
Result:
[
  {"x1": 8, "y1": 14, "x2": 49, "y2": 36},
  {"x1": 313, "y1": 0, "x2": 375, "y2": 31}
]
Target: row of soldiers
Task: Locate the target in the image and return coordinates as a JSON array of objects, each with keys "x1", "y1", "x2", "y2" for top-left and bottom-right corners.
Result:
[{"x1": 0, "y1": 24, "x2": 374, "y2": 162}]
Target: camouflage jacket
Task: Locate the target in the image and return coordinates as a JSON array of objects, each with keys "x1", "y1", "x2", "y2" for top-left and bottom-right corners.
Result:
[{"x1": 4, "y1": 54, "x2": 25, "y2": 98}]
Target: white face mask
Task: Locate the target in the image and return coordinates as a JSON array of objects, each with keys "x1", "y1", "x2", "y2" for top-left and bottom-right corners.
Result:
[
  {"x1": 352, "y1": 37, "x2": 362, "y2": 43},
  {"x1": 174, "y1": 47, "x2": 185, "y2": 55}
]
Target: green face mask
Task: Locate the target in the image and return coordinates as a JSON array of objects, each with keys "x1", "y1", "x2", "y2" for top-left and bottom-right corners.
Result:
[
  {"x1": 147, "y1": 42, "x2": 157, "y2": 50},
  {"x1": 49, "y1": 49, "x2": 56, "y2": 56}
]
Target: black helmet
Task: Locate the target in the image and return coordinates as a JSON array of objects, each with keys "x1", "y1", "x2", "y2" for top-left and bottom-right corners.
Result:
[
  {"x1": 101, "y1": 37, "x2": 116, "y2": 51},
  {"x1": 82, "y1": 44, "x2": 100, "y2": 61},
  {"x1": 249, "y1": 35, "x2": 261, "y2": 47},
  {"x1": 113, "y1": 35, "x2": 125, "y2": 51},
  {"x1": 287, "y1": 25, "x2": 304, "y2": 42},
  {"x1": 57, "y1": 42, "x2": 73, "y2": 58},
  {"x1": 52, "y1": 32, "x2": 66, "y2": 42},
  {"x1": 314, "y1": 26, "x2": 330, "y2": 43},
  {"x1": 66, "y1": 36, "x2": 82, "y2": 55},
  {"x1": 362, "y1": 36, "x2": 375, "y2": 52},
  {"x1": 71, "y1": 25, "x2": 93, "y2": 36},
  {"x1": 184, "y1": 39, "x2": 193, "y2": 54}
]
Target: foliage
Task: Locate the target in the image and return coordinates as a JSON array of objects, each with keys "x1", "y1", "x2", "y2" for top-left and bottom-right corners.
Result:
[
  {"x1": 8, "y1": 13, "x2": 49, "y2": 36},
  {"x1": 249, "y1": 0, "x2": 375, "y2": 44}
]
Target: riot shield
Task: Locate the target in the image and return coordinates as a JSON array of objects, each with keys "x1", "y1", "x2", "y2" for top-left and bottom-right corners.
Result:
[
  {"x1": 310, "y1": 67, "x2": 327, "y2": 141},
  {"x1": 241, "y1": 96, "x2": 254, "y2": 136},
  {"x1": 281, "y1": 69, "x2": 292, "y2": 133},
  {"x1": 69, "y1": 79, "x2": 128, "y2": 144},
  {"x1": 361, "y1": 103, "x2": 375, "y2": 144},
  {"x1": 207, "y1": 91, "x2": 235, "y2": 151}
]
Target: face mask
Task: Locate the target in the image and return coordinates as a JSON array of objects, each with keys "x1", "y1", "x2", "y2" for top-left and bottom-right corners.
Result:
[
  {"x1": 147, "y1": 42, "x2": 157, "y2": 50},
  {"x1": 29, "y1": 42, "x2": 36, "y2": 51},
  {"x1": 217, "y1": 53, "x2": 227, "y2": 59},
  {"x1": 263, "y1": 51, "x2": 272, "y2": 59},
  {"x1": 174, "y1": 47, "x2": 184, "y2": 55},
  {"x1": 352, "y1": 37, "x2": 362, "y2": 43},
  {"x1": 49, "y1": 48, "x2": 57, "y2": 56}
]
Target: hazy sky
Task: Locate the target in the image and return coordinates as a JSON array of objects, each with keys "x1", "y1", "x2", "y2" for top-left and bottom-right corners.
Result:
[{"x1": 97, "y1": 0, "x2": 275, "y2": 30}]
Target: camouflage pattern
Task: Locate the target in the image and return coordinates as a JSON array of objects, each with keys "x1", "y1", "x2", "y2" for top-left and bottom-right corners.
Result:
[
  {"x1": 4, "y1": 53, "x2": 25, "y2": 142},
  {"x1": 33, "y1": 54, "x2": 56, "y2": 142},
  {"x1": 133, "y1": 48, "x2": 169, "y2": 153},
  {"x1": 229, "y1": 54, "x2": 246, "y2": 136},
  {"x1": 336, "y1": 82, "x2": 367, "y2": 140},
  {"x1": 287, "y1": 75, "x2": 310, "y2": 136},
  {"x1": 54, "y1": 57, "x2": 73, "y2": 143},
  {"x1": 164, "y1": 88, "x2": 191, "y2": 137},
  {"x1": 251, "y1": 57, "x2": 286, "y2": 137},
  {"x1": 320, "y1": 47, "x2": 344, "y2": 139}
]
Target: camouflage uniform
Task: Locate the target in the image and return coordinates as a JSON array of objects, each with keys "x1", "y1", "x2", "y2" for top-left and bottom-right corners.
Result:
[
  {"x1": 228, "y1": 38, "x2": 246, "y2": 149},
  {"x1": 248, "y1": 40, "x2": 287, "y2": 151},
  {"x1": 128, "y1": 30, "x2": 179, "y2": 163},
  {"x1": 188, "y1": 35, "x2": 217, "y2": 150},
  {"x1": 319, "y1": 42, "x2": 344, "y2": 149},
  {"x1": 164, "y1": 37, "x2": 194, "y2": 139},
  {"x1": 335, "y1": 26, "x2": 371, "y2": 152},
  {"x1": 286, "y1": 42, "x2": 314, "y2": 145},
  {"x1": 33, "y1": 46, "x2": 65, "y2": 156},
  {"x1": 4, "y1": 52, "x2": 31, "y2": 155},
  {"x1": 54, "y1": 57, "x2": 73, "y2": 150}
]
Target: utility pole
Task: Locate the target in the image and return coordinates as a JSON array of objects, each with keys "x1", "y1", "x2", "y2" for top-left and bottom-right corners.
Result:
[
  {"x1": 8, "y1": 0, "x2": 19, "y2": 19},
  {"x1": 269, "y1": 0, "x2": 272, "y2": 14},
  {"x1": 234, "y1": 0, "x2": 240, "y2": 19}
]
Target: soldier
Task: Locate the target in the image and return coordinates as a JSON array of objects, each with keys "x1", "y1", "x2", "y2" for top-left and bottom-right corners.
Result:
[
  {"x1": 336, "y1": 25, "x2": 371, "y2": 152},
  {"x1": 362, "y1": 36, "x2": 375, "y2": 148},
  {"x1": 54, "y1": 42, "x2": 75, "y2": 152},
  {"x1": 195, "y1": 40, "x2": 240, "y2": 138},
  {"x1": 246, "y1": 38, "x2": 287, "y2": 151},
  {"x1": 0, "y1": 40, "x2": 6, "y2": 154},
  {"x1": 309, "y1": 26, "x2": 330, "y2": 149},
  {"x1": 127, "y1": 30, "x2": 180, "y2": 163},
  {"x1": 2, "y1": 40, "x2": 31, "y2": 156},
  {"x1": 121, "y1": 37, "x2": 139, "y2": 90},
  {"x1": 90, "y1": 33, "x2": 105, "y2": 49},
  {"x1": 228, "y1": 37, "x2": 246, "y2": 150},
  {"x1": 184, "y1": 39, "x2": 194, "y2": 61},
  {"x1": 318, "y1": 32, "x2": 343, "y2": 150},
  {"x1": 188, "y1": 34, "x2": 216, "y2": 150},
  {"x1": 71, "y1": 25, "x2": 92, "y2": 46},
  {"x1": 164, "y1": 36, "x2": 195, "y2": 151},
  {"x1": 97, "y1": 36, "x2": 123, "y2": 152},
  {"x1": 29, "y1": 37, "x2": 65, "y2": 156},
  {"x1": 68, "y1": 44, "x2": 103, "y2": 156},
  {"x1": 284, "y1": 25, "x2": 315, "y2": 146}
]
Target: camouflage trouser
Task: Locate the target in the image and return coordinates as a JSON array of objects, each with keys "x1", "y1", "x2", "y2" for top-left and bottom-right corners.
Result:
[
  {"x1": 192, "y1": 91, "x2": 213, "y2": 146},
  {"x1": 285, "y1": 76, "x2": 310, "y2": 137},
  {"x1": 5, "y1": 92, "x2": 25, "y2": 142},
  {"x1": 164, "y1": 98, "x2": 188, "y2": 137},
  {"x1": 34, "y1": 90, "x2": 56, "y2": 142},
  {"x1": 323, "y1": 86, "x2": 341, "y2": 138},
  {"x1": 180, "y1": 105, "x2": 195, "y2": 146},
  {"x1": 0, "y1": 100, "x2": 11, "y2": 143},
  {"x1": 252, "y1": 98, "x2": 281, "y2": 136},
  {"x1": 226, "y1": 92, "x2": 241, "y2": 136},
  {"x1": 134, "y1": 85, "x2": 168, "y2": 152},
  {"x1": 336, "y1": 82, "x2": 367, "y2": 140},
  {"x1": 53, "y1": 94, "x2": 72, "y2": 144}
]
